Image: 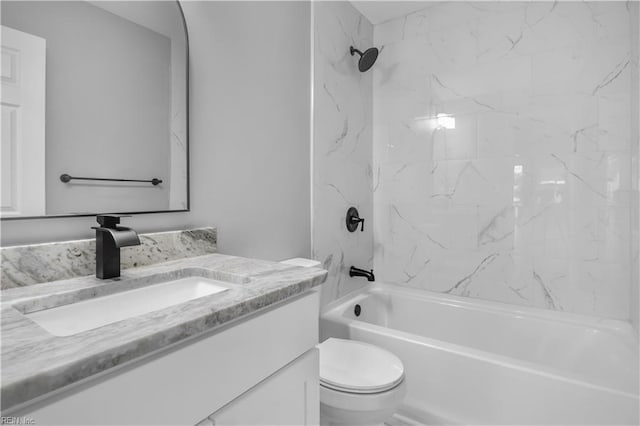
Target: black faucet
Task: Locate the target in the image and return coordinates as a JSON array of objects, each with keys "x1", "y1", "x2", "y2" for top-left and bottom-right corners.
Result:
[
  {"x1": 92, "y1": 215, "x2": 141, "y2": 279},
  {"x1": 349, "y1": 266, "x2": 375, "y2": 282}
]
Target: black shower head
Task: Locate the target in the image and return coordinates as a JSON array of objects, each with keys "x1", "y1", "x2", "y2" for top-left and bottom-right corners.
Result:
[{"x1": 350, "y1": 46, "x2": 378, "y2": 72}]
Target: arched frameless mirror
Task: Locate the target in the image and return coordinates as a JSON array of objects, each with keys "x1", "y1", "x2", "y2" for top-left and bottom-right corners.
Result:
[{"x1": 0, "y1": 1, "x2": 189, "y2": 219}]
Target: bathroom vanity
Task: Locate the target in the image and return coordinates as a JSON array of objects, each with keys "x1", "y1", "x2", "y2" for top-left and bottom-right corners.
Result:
[{"x1": 1, "y1": 252, "x2": 327, "y2": 425}]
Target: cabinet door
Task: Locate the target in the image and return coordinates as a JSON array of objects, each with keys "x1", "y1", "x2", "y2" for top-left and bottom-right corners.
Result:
[{"x1": 210, "y1": 349, "x2": 319, "y2": 426}]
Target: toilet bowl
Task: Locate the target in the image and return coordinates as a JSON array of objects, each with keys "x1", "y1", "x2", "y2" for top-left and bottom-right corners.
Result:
[
  {"x1": 279, "y1": 260, "x2": 406, "y2": 425},
  {"x1": 317, "y1": 338, "x2": 407, "y2": 426}
]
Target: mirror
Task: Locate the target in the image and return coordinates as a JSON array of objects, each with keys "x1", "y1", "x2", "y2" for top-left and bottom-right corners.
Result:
[{"x1": 0, "y1": 1, "x2": 188, "y2": 219}]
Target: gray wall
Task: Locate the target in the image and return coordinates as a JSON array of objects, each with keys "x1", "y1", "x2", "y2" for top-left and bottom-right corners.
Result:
[
  {"x1": 632, "y1": 2, "x2": 640, "y2": 336},
  {"x1": 1, "y1": 1, "x2": 311, "y2": 262},
  {"x1": 2, "y1": 1, "x2": 172, "y2": 214}
]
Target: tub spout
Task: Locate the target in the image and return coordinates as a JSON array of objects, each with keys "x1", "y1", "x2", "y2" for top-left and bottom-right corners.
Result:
[{"x1": 349, "y1": 266, "x2": 375, "y2": 282}]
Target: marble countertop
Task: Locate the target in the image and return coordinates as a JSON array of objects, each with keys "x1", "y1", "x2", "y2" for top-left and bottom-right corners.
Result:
[{"x1": 1, "y1": 253, "x2": 327, "y2": 411}]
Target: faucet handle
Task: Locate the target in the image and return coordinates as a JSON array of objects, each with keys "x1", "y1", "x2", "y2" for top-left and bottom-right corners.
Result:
[
  {"x1": 346, "y1": 207, "x2": 365, "y2": 233},
  {"x1": 349, "y1": 216, "x2": 365, "y2": 232},
  {"x1": 96, "y1": 214, "x2": 131, "y2": 229}
]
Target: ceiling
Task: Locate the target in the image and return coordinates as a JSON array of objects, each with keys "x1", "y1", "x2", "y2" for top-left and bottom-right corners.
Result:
[{"x1": 350, "y1": 1, "x2": 430, "y2": 25}]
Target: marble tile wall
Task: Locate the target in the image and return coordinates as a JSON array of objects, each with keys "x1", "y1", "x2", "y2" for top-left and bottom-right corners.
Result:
[
  {"x1": 313, "y1": 1, "x2": 374, "y2": 308},
  {"x1": 372, "y1": 2, "x2": 637, "y2": 319},
  {"x1": 1, "y1": 228, "x2": 216, "y2": 288},
  {"x1": 169, "y1": 36, "x2": 188, "y2": 211}
]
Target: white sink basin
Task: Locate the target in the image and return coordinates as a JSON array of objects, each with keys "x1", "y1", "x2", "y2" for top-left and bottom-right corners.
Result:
[{"x1": 25, "y1": 277, "x2": 229, "y2": 336}]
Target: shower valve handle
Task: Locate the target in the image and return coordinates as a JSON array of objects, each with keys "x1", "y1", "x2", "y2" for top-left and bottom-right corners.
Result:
[
  {"x1": 350, "y1": 216, "x2": 365, "y2": 232},
  {"x1": 346, "y1": 207, "x2": 365, "y2": 232}
]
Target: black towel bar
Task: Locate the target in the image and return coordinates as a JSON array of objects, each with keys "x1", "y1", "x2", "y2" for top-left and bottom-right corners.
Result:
[{"x1": 59, "y1": 174, "x2": 162, "y2": 186}]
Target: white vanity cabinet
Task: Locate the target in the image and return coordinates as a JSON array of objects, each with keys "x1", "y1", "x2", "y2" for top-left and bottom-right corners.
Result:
[
  {"x1": 11, "y1": 291, "x2": 320, "y2": 425},
  {"x1": 203, "y1": 349, "x2": 319, "y2": 426}
]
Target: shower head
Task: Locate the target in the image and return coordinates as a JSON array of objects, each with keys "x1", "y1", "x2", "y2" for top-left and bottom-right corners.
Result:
[{"x1": 350, "y1": 46, "x2": 378, "y2": 72}]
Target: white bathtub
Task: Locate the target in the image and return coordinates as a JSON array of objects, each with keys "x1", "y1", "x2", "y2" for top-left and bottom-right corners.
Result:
[{"x1": 320, "y1": 283, "x2": 639, "y2": 425}]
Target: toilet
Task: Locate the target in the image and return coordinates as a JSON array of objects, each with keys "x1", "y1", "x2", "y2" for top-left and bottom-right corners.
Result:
[
  {"x1": 279, "y1": 259, "x2": 407, "y2": 425},
  {"x1": 317, "y1": 338, "x2": 407, "y2": 426}
]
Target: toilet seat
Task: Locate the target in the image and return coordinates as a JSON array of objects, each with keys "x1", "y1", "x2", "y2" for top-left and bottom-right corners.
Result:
[{"x1": 318, "y1": 338, "x2": 405, "y2": 394}]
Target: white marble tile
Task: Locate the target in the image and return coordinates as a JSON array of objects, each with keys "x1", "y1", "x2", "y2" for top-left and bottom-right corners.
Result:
[
  {"x1": 476, "y1": 112, "x2": 516, "y2": 158},
  {"x1": 313, "y1": 1, "x2": 374, "y2": 308},
  {"x1": 372, "y1": 1, "x2": 635, "y2": 320},
  {"x1": 432, "y1": 114, "x2": 478, "y2": 161}
]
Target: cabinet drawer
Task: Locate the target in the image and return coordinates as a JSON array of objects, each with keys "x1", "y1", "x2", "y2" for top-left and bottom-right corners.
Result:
[
  {"x1": 208, "y1": 349, "x2": 319, "y2": 426},
  {"x1": 15, "y1": 291, "x2": 319, "y2": 425}
]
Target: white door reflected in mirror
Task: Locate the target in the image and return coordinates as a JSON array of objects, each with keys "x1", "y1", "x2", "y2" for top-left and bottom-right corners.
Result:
[{"x1": 1, "y1": 25, "x2": 46, "y2": 217}]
